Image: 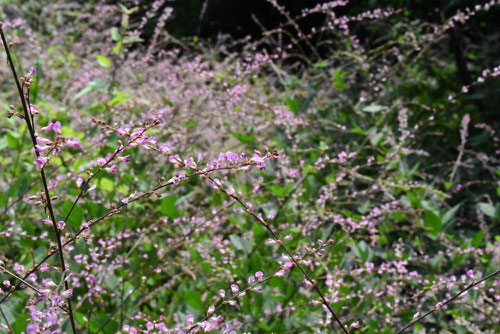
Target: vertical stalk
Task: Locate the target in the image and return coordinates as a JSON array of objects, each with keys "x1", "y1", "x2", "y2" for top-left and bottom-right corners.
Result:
[{"x1": 0, "y1": 24, "x2": 77, "y2": 334}]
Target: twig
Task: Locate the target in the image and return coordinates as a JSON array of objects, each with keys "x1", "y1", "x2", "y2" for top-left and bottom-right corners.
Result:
[
  {"x1": 0, "y1": 24, "x2": 77, "y2": 333},
  {"x1": 395, "y1": 269, "x2": 500, "y2": 334},
  {"x1": 207, "y1": 175, "x2": 350, "y2": 333}
]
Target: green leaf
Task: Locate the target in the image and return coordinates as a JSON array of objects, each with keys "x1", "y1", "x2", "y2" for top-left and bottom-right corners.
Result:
[
  {"x1": 183, "y1": 290, "x2": 204, "y2": 311},
  {"x1": 423, "y1": 210, "x2": 442, "y2": 239},
  {"x1": 370, "y1": 132, "x2": 384, "y2": 146},
  {"x1": 362, "y1": 105, "x2": 386, "y2": 113},
  {"x1": 160, "y1": 195, "x2": 180, "y2": 219},
  {"x1": 62, "y1": 200, "x2": 84, "y2": 229},
  {"x1": 97, "y1": 54, "x2": 111, "y2": 68},
  {"x1": 472, "y1": 230, "x2": 484, "y2": 248},
  {"x1": 478, "y1": 202, "x2": 496, "y2": 218},
  {"x1": 111, "y1": 41, "x2": 123, "y2": 55},
  {"x1": 232, "y1": 132, "x2": 255, "y2": 144},
  {"x1": 111, "y1": 27, "x2": 121, "y2": 41},
  {"x1": 100, "y1": 178, "x2": 114, "y2": 192},
  {"x1": 333, "y1": 69, "x2": 345, "y2": 91},
  {"x1": 442, "y1": 203, "x2": 460, "y2": 224},
  {"x1": 72, "y1": 79, "x2": 106, "y2": 102},
  {"x1": 229, "y1": 234, "x2": 250, "y2": 254}
]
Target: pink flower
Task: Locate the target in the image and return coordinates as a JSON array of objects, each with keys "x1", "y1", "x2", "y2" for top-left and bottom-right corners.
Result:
[
  {"x1": 207, "y1": 305, "x2": 215, "y2": 314},
  {"x1": 231, "y1": 284, "x2": 239, "y2": 293},
  {"x1": 218, "y1": 289, "x2": 226, "y2": 298},
  {"x1": 28, "y1": 66, "x2": 36, "y2": 77},
  {"x1": 61, "y1": 289, "x2": 73, "y2": 298},
  {"x1": 33, "y1": 156, "x2": 48, "y2": 168},
  {"x1": 40, "y1": 121, "x2": 62, "y2": 135},
  {"x1": 26, "y1": 324, "x2": 38, "y2": 334},
  {"x1": 146, "y1": 322, "x2": 154, "y2": 330},
  {"x1": 275, "y1": 269, "x2": 286, "y2": 277},
  {"x1": 76, "y1": 178, "x2": 83, "y2": 188},
  {"x1": 466, "y1": 269, "x2": 474, "y2": 279},
  {"x1": 186, "y1": 314, "x2": 194, "y2": 323},
  {"x1": 255, "y1": 271, "x2": 263, "y2": 280},
  {"x1": 283, "y1": 262, "x2": 293, "y2": 269}
]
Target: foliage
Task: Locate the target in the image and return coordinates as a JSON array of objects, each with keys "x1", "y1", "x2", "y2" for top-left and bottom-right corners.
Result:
[{"x1": 0, "y1": 1, "x2": 499, "y2": 333}]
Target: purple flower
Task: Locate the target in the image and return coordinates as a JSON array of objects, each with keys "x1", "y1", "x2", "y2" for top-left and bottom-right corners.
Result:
[
  {"x1": 34, "y1": 156, "x2": 48, "y2": 168},
  {"x1": 275, "y1": 269, "x2": 285, "y2": 277},
  {"x1": 466, "y1": 269, "x2": 474, "y2": 279},
  {"x1": 61, "y1": 288, "x2": 73, "y2": 298},
  {"x1": 42, "y1": 217, "x2": 52, "y2": 226},
  {"x1": 146, "y1": 322, "x2": 154, "y2": 330},
  {"x1": 230, "y1": 284, "x2": 239, "y2": 293},
  {"x1": 255, "y1": 271, "x2": 263, "y2": 280},
  {"x1": 28, "y1": 66, "x2": 36, "y2": 77},
  {"x1": 26, "y1": 324, "x2": 38, "y2": 334},
  {"x1": 40, "y1": 121, "x2": 62, "y2": 135}
]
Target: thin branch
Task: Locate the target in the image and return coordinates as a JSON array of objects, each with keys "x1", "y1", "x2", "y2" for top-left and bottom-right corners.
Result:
[
  {"x1": 0, "y1": 24, "x2": 77, "y2": 333},
  {"x1": 207, "y1": 175, "x2": 350, "y2": 334},
  {"x1": 395, "y1": 269, "x2": 500, "y2": 334}
]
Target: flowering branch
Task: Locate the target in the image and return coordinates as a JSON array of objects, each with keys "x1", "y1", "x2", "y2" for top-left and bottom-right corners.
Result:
[
  {"x1": 0, "y1": 160, "x2": 257, "y2": 306},
  {"x1": 395, "y1": 269, "x2": 500, "y2": 334},
  {"x1": 0, "y1": 23, "x2": 77, "y2": 334},
  {"x1": 206, "y1": 169, "x2": 350, "y2": 334}
]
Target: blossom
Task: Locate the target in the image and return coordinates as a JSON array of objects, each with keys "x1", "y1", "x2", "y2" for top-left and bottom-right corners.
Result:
[
  {"x1": 146, "y1": 322, "x2": 154, "y2": 330},
  {"x1": 159, "y1": 143, "x2": 171, "y2": 154},
  {"x1": 26, "y1": 324, "x2": 38, "y2": 334},
  {"x1": 40, "y1": 121, "x2": 62, "y2": 135},
  {"x1": 466, "y1": 269, "x2": 474, "y2": 279},
  {"x1": 207, "y1": 305, "x2": 215, "y2": 314},
  {"x1": 42, "y1": 278, "x2": 56, "y2": 287},
  {"x1": 226, "y1": 185, "x2": 236, "y2": 196},
  {"x1": 76, "y1": 178, "x2": 83, "y2": 188},
  {"x1": 28, "y1": 66, "x2": 36, "y2": 77},
  {"x1": 33, "y1": 156, "x2": 48, "y2": 168},
  {"x1": 186, "y1": 314, "x2": 194, "y2": 323},
  {"x1": 350, "y1": 321, "x2": 360, "y2": 328},
  {"x1": 255, "y1": 271, "x2": 263, "y2": 280},
  {"x1": 230, "y1": 284, "x2": 239, "y2": 293},
  {"x1": 218, "y1": 289, "x2": 226, "y2": 298},
  {"x1": 275, "y1": 269, "x2": 286, "y2": 277}
]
